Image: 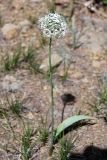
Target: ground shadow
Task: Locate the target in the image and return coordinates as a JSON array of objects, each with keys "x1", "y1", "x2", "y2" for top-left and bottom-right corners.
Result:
[{"x1": 68, "y1": 145, "x2": 107, "y2": 160}]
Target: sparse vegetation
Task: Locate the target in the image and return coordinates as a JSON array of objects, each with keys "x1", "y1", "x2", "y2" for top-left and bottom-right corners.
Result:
[
  {"x1": 21, "y1": 126, "x2": 32, "y2": 160},
  {"x1": 90, "y1": 85, "x2": 107, "y2": 117},
  {"x1": 38, "y1": 126, "x2": 49, "y2": 145},
  {"x1": 91, "y1": 102, "x2": 100, "y2": 113},
  {"x1": 61, "y1": 56, "x2": 71, "y2": 82},
  {"x1": 9, "y1": 99, "x2": 23, "y2": 117},
  {"x1": 59, "y1": 138, "x2": 73, "y2": 160},
  {"x1": 3, "y1": 46, "x2": 22, "y2": 71},
  {"x1": 0, "y1": 107, "x2": 6, "y2": 118},
  {"x1": 24, "y1": 45, "x2": 41, "y2": 74},
  {"x1": 2, "y1": 44, "x2": 41, "y2": 74},
  {"x1": 99, "y1": 87, "x2": 107, "y2": 104},
  {"x1": 37, "y1": 116, "x2": 49, "y2": 145},
  {"x1": 23, "y1": 45, "x2": 35, "y2": 63}
]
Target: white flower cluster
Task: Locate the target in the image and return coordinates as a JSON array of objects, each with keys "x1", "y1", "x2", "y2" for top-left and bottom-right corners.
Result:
[{"x1": 38, "y1": 13, "x2": 68, "y2": 38}]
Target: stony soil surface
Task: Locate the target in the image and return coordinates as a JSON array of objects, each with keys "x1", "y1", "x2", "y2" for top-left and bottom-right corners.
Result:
[{"x1": 0, "y1": 0, "x2": 107, "y2": 160}]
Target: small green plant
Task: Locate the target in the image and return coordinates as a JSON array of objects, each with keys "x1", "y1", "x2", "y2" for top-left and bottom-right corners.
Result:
[
  {"x1": 99, "y1": 87, "x2": 107, "y2": 104},
  {"x1": 3, "y1": 46, "x2": 22, "y2": 71},
  {"x1": 37, "y1": 116, "x2": 49, "y2": 145},
  {"x1": 90, "y1": 87, "x2": 107, "y2": 116},
  {"x1": 9, "y1": 99, "x2": 23, "y2": 117},
  {"x1": 0, "y1": 13, "x2": 4, "y2": 27},
  {"x1": 23, "y1": 45, "x2": 35, "y2": 63},
  {"x1": 38, "y1": 126, "x2": 49, "y2": 145},
  {"x1": 21, "y1": 126, "x2": 32, "y2": 160},
  {"x1": 90, "y1": 102, "x2": 100, "y2": 114},
  {"x1": 59, "y1": 138, "x2": 73, "y2": 160},
  {"x1": 0, "y1": 107, "x2": 6, "y2": 118},
  {"x1": 0, "y1": 98, "x2": 20, "y2": 139},
  {"x1": 23, "y1": 45, "x2": 41, "y2": 74},
  {"x1": 0, "y1": 104, "x2": 16, "y2": 139},
  {"x1": 61, "y1": 56, "x2": 71, "y2": 82},
  {"x1": 102, "y1": 0, "x2": 107, "y2": 4}
]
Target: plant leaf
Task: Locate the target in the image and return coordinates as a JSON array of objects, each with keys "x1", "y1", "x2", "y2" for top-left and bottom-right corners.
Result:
[
  {"x1": 102, "y1": 0, "x2": 107, "y2": 4},
  {"x1": 54, "y1": 115, "x2": 92, "y2": 139}
]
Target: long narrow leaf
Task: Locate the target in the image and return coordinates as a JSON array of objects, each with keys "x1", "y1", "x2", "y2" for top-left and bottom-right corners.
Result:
[
  {"x1": 54, "y1": 115, "x2": 92, "y2": 139},
  {"x1": 103, "y1": 0, "x2": 107, "y2": 4}
]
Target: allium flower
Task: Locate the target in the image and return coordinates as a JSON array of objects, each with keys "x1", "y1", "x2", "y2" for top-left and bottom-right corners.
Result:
[{"x1": 38, "y1": 13, "x2": 68, "y2": 38}]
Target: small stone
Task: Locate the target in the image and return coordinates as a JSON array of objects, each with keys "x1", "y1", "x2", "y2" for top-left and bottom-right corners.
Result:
[
  {"x1": 92, "y1": 61, "x2": 101, "y2": 68},
  {"x1": 19, "y1": 20, "x2": 32, "y2": 33},
  {"x1": 72, "y1": 71, "x2": 84, "y2": 79},
  {"x1": 84, "y1": 1, "x2": 93, "y2": 7},
  {"x1": 91, "y1": 53, "x2": 104, "y2": 61},
  {"x1": 82, "y1": 77, "x2": 89, "y2": 83},
  {"x1": 40, "y1": 53, "x2": 62, "y2": 72},
  {"x1": 23, "y1": 101, "x2": 40, "y2": 113},
  {"x1": 59, "y1": 70, "x2": 65, "y2": 77},
  {"x1": 26, "y1": 112, "x2": 34, "y2": 119},
  {"x1": 1, "y1": 24, "x2": 19, "y2": 39},
  {"x1": 89, "y1": 42, "x2": 103, "y2": 54},
  {"x1": 2, "y1": 75, "x2": 23, "y2": 92}
]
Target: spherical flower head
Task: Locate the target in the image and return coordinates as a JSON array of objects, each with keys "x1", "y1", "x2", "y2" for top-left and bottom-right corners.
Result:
[{"x1": 38, "y1": 13, "x2": 68, "y2": 38}]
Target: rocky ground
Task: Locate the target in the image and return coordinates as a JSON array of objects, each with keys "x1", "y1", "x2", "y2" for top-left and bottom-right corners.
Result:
[{"x1": 0, "y1": 0, "x2": 107, "y2": 160}]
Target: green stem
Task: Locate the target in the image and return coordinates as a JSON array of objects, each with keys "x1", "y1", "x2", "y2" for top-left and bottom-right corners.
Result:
[
  {"x1": 72, "y1": 15, "x2": 76, "y2": 49},
  {"x1": 69, "y1": 0, "x2": 75, "y2": 21},
  {"x1": 50, "y1": 0, "x2": 56, "y2": 13},
  {"x1": 48, "y1": 37, "x2": 54, "y2": 155}
]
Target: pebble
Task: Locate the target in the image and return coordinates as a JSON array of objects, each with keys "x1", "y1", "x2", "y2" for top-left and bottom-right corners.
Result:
[
  {"x1": 40, "y1": 53, "x2": 62, "y2": 72},
  {"x1": 1, "y1": 23, "x2": 19, "y2": 39},
  {"x1": 2, "y1": 75, "x2": 23, "y2": 92},
  {"x1": 26, "y1": 112, "x2": 34, "y2": 119},
  {"x1": 19, "y1": 20, "x2": 32, "y2": 33},
  {"x1": 92, "y1": 61, "x2": 101, "y2": 68}
]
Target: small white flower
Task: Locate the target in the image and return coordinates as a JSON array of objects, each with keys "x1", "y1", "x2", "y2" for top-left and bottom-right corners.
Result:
[{"x1": 38, "y1": 13, "x2": 68, "y2": 38}]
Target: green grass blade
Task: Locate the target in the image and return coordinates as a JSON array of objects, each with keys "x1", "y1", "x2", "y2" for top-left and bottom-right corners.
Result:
[{"x1": 54, "y1": 115, "x2": 92, "y2": 139}]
